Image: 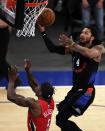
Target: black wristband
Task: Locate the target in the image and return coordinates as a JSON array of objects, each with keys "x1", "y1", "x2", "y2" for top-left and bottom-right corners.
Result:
[{"x1": 41, "y1": 31, "x2": 46, "y2": 37}]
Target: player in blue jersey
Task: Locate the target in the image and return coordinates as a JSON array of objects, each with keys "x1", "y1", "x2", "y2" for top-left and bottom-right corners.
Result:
[{"x1": 38, "y1": 24, "x2": 103, "y2": 131}]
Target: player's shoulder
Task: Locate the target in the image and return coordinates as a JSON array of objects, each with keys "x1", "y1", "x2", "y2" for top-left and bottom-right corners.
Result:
[
  {"x1": 93, "y1": 44, "x2": 104, "y2": 52},
  {"x1": 26, "y1": 97, "x2": 37, "y2": 104},
  {"x1": 26, "y1": 97, "x2": 40, "y2": 108}
]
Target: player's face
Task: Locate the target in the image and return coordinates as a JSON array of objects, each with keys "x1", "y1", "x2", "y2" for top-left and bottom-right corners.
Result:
[{"x1": 80, "y1": 28, "x2": 94, "y2": 45}]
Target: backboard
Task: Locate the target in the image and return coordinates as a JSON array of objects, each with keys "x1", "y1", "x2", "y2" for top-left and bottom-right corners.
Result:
[{"x1": 0, "y1": 0, "x2": 25, "y2": 29}]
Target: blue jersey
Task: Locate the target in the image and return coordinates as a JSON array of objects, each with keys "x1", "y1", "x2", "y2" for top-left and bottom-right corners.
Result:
[
  {"x1": 72, "y1": 52, "x2": 99, "y2": 111},
  {"x1": 72, "y1": 52, "x2": 99, "y2": 90}
]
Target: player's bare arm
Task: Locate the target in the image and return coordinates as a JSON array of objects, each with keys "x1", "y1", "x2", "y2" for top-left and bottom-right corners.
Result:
[
  {"x1": 7, "y1": 92, "x2": 41, "y2": 116},
  {"x1": 7, "y1": 89, "x2": 36, "y2": 108},
  {"x1": 68, "y1": 42, "x2": 102, "y2": 62},
  {"x1": 59, "y1": 34, "x2": 103, "y2": 62},
  {"x1": 7, "y1": 65, "x2": 37, "y2": 108},
  {"x1": 72, "y1": 44, "x2": 102, "y2": 61},
  {"x1": 24, "y1": 59, "x2": 39, "y2": 92},
  {"x1": 92, "y1": 44, "x2": 103, "y2": 62},
  {"x1": 7, "y1": 65, "x2": 42, "y2": 118}
]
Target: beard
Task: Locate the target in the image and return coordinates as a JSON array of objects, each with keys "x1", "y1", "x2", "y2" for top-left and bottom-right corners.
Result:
[{"x1": 79, "y1": 39, "x2": 91, "y2": 47}]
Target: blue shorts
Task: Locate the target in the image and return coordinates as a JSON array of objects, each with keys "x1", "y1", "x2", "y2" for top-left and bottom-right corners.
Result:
[{"x1": 75, "y1": 94, "x2": 91, "y2": 107}]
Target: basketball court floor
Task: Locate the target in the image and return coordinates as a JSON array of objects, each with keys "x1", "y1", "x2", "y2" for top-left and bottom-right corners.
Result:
[
  {"x1": 0, "y1": 12, "x2": 105, "y2": 131},
  {"x1": 0, "y1": 71, "x2": 105, "y2": 131},
  {"x1": 0, "y1": 86, "x2": 105, "y2": 131}
]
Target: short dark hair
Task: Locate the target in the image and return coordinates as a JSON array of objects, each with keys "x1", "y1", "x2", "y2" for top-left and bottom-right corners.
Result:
[
  {"x1": 84, "y1": 25, "x2": 102, "y2": 45},
  {"x1": 41, "y1": 82, "x2": 55, "y2": 99},
  {"x1": 85, "y1": 25, "x2": 97, "y2": 38}
]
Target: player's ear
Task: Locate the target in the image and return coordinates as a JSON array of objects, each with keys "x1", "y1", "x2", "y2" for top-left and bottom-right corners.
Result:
[
  {"x1": 91, "y1": 36, "x2": 95, "y2": 41},
  {"x1": 39, "y1": 87, "x2": 42, "y2": 96}
]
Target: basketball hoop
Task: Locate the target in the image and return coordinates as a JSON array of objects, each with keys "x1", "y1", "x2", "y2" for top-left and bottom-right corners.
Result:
[{"x1": 9, "y1": 0, "x2": 48, "y2": 37}]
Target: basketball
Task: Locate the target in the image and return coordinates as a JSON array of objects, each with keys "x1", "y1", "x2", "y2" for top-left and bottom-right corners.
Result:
[{"x1": 37, "y1": 8, "x2": 55, "y2": 26}]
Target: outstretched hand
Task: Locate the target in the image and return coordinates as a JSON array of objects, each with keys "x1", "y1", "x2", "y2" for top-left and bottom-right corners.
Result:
[
  {"x1": 24, "y1": 59, "x2": 31, "y2": 72},
  {"x1": 59, "y1": 34, "x2": 73, "y2": 46},
  {"x1": 37, "y1": 22, "x2": 45, "y2": 32},
  {"x1": 8, "y1": 65, "x2": 19, "y2": 82}
]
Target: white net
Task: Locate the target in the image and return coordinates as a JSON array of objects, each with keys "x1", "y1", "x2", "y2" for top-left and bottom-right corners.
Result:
[{"x1": 16, "y1": 0, "x2": 48, "y2": 37}]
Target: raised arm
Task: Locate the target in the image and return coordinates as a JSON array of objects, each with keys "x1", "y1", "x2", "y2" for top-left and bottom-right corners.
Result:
[
  {"x1": 59, "y1": 34, "x2": 103, "y2": 62},
  {"x1": 7, "y1": 65, "x2": 36, "y2": 108},
  {"x1": 38, "y1": 23, "x2": 66, "y2": 55},
  {"x1": 24, "y1": 59, "x2": 39, "y2": 92},
  {"x1": 72, "y1": 44, "x2": 102, "y2": 60}
]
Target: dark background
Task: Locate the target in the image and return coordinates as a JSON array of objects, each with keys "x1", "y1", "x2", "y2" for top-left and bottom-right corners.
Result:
[{"x1": 7, "y1": 0, "x2": 105, "y2": 71}]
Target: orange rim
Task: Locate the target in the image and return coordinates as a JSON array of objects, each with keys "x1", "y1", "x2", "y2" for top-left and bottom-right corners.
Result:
[
  {"x1": 26, "y1": 0, "x2": 48, "y2": 7},
  {"x1": 7, "y1": 0, "x2": 48, "y2": 7}
]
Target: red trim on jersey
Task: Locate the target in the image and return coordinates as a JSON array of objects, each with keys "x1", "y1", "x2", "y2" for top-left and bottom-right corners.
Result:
[
  {"x1": 27, "y1": 98, "x2": 54, "y2": 131},
  {"x1": 85, "y1": 88, "x2": 93, "y2": 95},
  {"x1": 74, "y1": 62, "x2": 87, "y2": 73}
]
